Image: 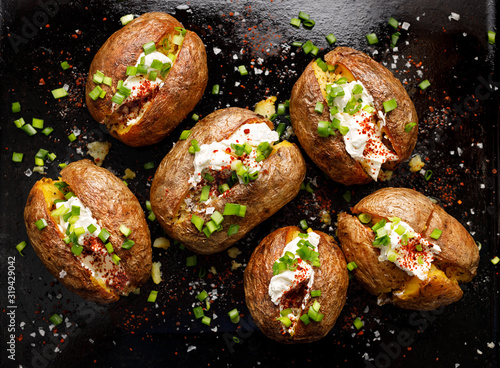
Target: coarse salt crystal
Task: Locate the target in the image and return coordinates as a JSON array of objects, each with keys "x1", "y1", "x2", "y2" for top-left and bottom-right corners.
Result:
[
  {"x1": 401, "y1": 22, "x2": 410, "y2": 30},
  {"x1": 449, "y1": 12, "x2": 460, "y2": 21}
]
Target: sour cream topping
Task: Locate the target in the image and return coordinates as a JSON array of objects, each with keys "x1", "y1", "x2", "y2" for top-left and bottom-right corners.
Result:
[
  {"x1": 189, "y1": 123, "x2": 279, "y2": 187},
  {"x1": 329, "y1": 81, "x2": 398, "y2": 181},
  {"x1": 56, "y1": 196, "x2": 101, "y2": 243},
  {"x1": 377, "y1": 220, "x2": 441, "y2": 280},
  {"x1": 268, "y1": 232, "x2": 321, "y2": 306}
]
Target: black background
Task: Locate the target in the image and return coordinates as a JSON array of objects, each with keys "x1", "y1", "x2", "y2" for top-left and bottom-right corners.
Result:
[{"x1": 0, "y1": 1, "x2": 498, "y2": 367}]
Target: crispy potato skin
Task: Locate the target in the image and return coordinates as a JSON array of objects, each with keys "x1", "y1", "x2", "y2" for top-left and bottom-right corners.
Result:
[
  {"x1": 337, "y1": 187, "x2": 479, "y2": 310},
  {"x1": 289, "y1": 47, "x2": 418, "y2": 185},
  {"x1": 244, "y1": 227, "x2": 348, "y2": 343},
  {"x1": 86, "y1": 12, "x2": 208, "y2": 147},
  {"x1": 150, "y1": 108, "x2": 306, "y2": 255},
  {"x1": 24, "y1": 159, "x2": 152, "y2": 303}
]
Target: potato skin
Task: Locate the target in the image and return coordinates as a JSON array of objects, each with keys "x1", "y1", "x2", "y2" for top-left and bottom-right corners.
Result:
[
  {"x1": 150, "y1": 107, "x2": 306, "y2": 255},
  {"x1": 337, "y1": 187, "x2": 479, "y2": 310},
  {"x1": 244, "y1": 227, "x2": 348, "y2": 343},
  {"x1": 289, "y1": 47, "x2": 418, "y2": 185},
  {"x1": 24, "y1": 159, "x2": 152, "y2": 303},
  {"x1": 86, "y1": 12, "x2": 208, "y2": 147}
]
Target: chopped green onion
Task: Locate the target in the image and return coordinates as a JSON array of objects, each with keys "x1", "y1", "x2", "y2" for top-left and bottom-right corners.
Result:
[
  {"x1": 343, "y1": 191, "x2": 351, "y2": 202},
  {"x1": 405, "y1": 122, "x2": 417, "y2": 132},
  {"x1": 390, "y1": 32, "x2": 401, "y2": 47},
  {"x1": 488, "y1": 30, "x2": 496, "y2": 45},
  {"x1": 196, "y1": 290, "x2": 208, "y2": 302},
  {"x1": 35, "y1": 149, "x2": 49, "y2": 159},
  {"x1": 219, "y1": 183, "x2": 230, "y2": 194},
  {"x1": 302, "y1": 40, "x2": 314, "y2": 55},
  {"x1": 172, "y1": 34, "x2": 184, "y2": 46},
  {"x1": 111, "y1": 92, "x2": 125, "y2": 105},
  {"x1": 424, "y1": 170, "x2": 433, "y2": 181},
  {"x1": 137, "y1": 64, "x2": 148, "y2": 75},
  {"x1": 125, "y1": 66, "x2": 137, "y2": 76},
  {"x1": 52, "y1": 88, "x2": 68, "y2": 99},
  {"x1": 71, "y1": 244, "x2": 83, "y2": 256},
  {"x1": 277, "y1": 316, "x2": 292, "y2": 328},
  {"x1": 179, "y1": 130, "x2": 192, "y2": 140},
  {"x1": 204, "y1": 173, "x2": 215, "y2": 182},
  {"x1": 352, "y1": 84, "x2": 363, "y2": 95},
  {"x1": 186, "y1": 255, "x2": 197, "y2": 267},
  {"x1": 46, "y1": 152, "x2": 56, "y2": 162},
  {"x1": 430, "y1": 228, "x2": 442, "y2": 240},
  {"x1": 49, "y1": 314, "x2": 63, "y2": 326},
  {"x1": 88, "y1": 85, "x2": 103, "y2": 100},
  {"x1": 395, "y1": 225, "x2": 406, "y2": 236},
  {"x1": 277, "y1": 103, "x2": 286, "y2": 115},
  {"x1": 142, "y1": 41, "x2": 156, "y2": 55},
  {"x1": 11, "y1": 102, "x2": 21, "y2": 113},
  {"x1": 64, "y1": 192, "x2": 75, "y2": 200},
  {"x1": 290, "y1": 17, "x2": 301, "y2": 27},
  {"x1": 325, "y1": 33, "x2": 337, "y2": 44},
  {"x1": 223, "y1": 203, "x2": 241, "y2": 216},
  {"x1": 35, "y1": 218, "x2": 47, "y2": 230},
  {"x1": 120, "y1": 14, "x2": 134, "y2": 25},
  {"x1": 238, "y1": 65, "x2": 248, "y2": 76},
  {"x1": 147, "y1": 290, "x2": 158, "y2": 303},
  {"x1": 300, "y1": 314, "x2": 310, "y2": 325},
  {"x1": 311, "y1": 290, "x2": 321, "y2": 297},
  {"x1": 16, "y1": 241, "x2": 27, "y2": 256},
  {"x1": 111, "y1": 254, "x2": 121, "y2": 265},
  {"x1": 387, "y1": 249, "x2": 398, "y2": 262},
  {"x1": 353, "y1": 317, "x2": 364, "y2": 330},
  {"x1": 212, "y1": 84, "x2": 220, "y2": 95},
  {"x1": 228, "y1": 308, "x2": 240, "y2": 323},
  {"x1": 366, "y1": 33, "x2": 379, "y2": 45},
  {"x1": 68, "y1": 133, "x2": 77, "y2": 142},
  {"x1": 317, "y1": 121, "x2": 330, "y2": 137},
  {"x1": 419, "y1": 79, "x2": 431, "y2": 90},
  {"x1": 98, "y1": 228, "x2": 110, "y2": 243},
  {"x1": 347, "y1": 261, "x2": 358, "y2": 271},
  {"x1": 211, "y1": 211, "x2": 224, "y2": 226},
  {"x1": 193, "y1": 306, "x2": 204, "y2": 319},
  {"x1": 119, "y1": 225, "x2": 132, "y2": 237},
  {"x1": 314, "y1": 101, "x2": 324, "y2": 114},
  {"x1": 14, "y1": 117, "x2": 25, "y2": 128},
  {"x1": 358, "y1": 213, "x2": 372, "y2": 224},
  {"x1": 190, "y1": 139, "x2": 200, "y2": 152},
  {"x1": 415, "y1": 243, "x2": 422, "y2": 252},
  {"x1": 203, "y1": 221, "x2": 218, "y2": 237},
  {"x1": 71, "y1": 205, "x2": 80, "y2": 216},
  {"x1": 191, "y1": 214, "x2": 204, "y2": 232},
  {"x1": 200, "y1": 185, "x2": 211, "y2": 202},
  {"x1": 276, "y1": 123, "x2": 286, "y2": 137},
  {"x1": 310, "y1": 45, "x2": 319, "y2": 57},
  {"x1": 143, "y1": 161, "x2": 155, "y2": 170},
  {"x1": 122, "y1": 239, "x2": 135, "y2": 249},
  {"x1": 104, "y1": 242, "x2": 114, "y2": 253},
  {"x1": 388, "y1": 17, "x2": 399, "y2": 30},
  {"x1": 298, "y1": 11, "x2": 310, "y2": 20},
  {"x1": 227, "y1": 224, "x2": 240, "y2": 236},
  {"x1": 35, "y1": 157, "x2": 44, "y2": 166},
  {"x1": 303, "y1": 19, "x2": 315, "y2": 28},
  {"x1": 292, "y1": 41, "x2": 303, "y2": 47},
  {"x1": 21, "y1": 124, "x2": 37, "y2": 136},
  {"x1": 102, "y1": 76, "x2": 112, "y2": 86},
  {"x1": 145, "y1": 200, "x2": 152, "y2": 212},
  {"x1": 491, "y1": 256, "x2": 499, "y2": 265},
  {"x1": 201, "y1": 316, "x2": 211, "y2": 326},
  {"x1": 299, "y1": 219, "x2": 308, "y2": 231},
  {"x1": 383, "y1": 98, "x2": 397, "y2": 112},
  {"x1": 191, "y1": 113, "x2": 199, "y2": 121},
  {"x1": 12, "y1": 152, "x2": 24, "y2": 163},
  {"x1": 150, "y1": 59, "x2": 163, "y2": 70}
]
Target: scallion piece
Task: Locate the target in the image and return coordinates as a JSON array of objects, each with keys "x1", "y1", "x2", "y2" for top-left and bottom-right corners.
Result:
[
  {"x1": 35, "y1": 157, "x2": 44, "y2": 166},
  {"x1": 405, "y1": 122, "x2": 417, "y2": 132},
  {"x1": 199, "y1": 185, "x2": 211, "y2": 202},
  {"x1": 343, "y1": 191, "x2": 351, "y2": 203},
  {"x1": 353, "y1": 317, "x2": 364, "y2": 330},
  {"x1": 358, "y1": 213, "x2": 372, "y2": 224},
  {"x1": 277, "y1": 316, "x2": 292, "y2": 328},
  {"x1": 314, "y1": 101, "x2": 324, "y2": 114},
  {"x1": 310, "y1": 45, "x2": 319, "y2": 57},
  {"x1": 190, "y1": 139, "x2": 200, "y2": 152},
  {"x1": 388, "y1": 17, "x2": 399, "y2": 30},
  {"x1": 290, "y1": 17, "x2": 301, "y2": 28},
  {"x1": 325, "y1": 33, "x2": 337, "y2": 44},
  {"x1": 47, "y1": 152, "x2": 56, "y2": 162},
  {"x1": 121, "y1": 238, "x2": 135, "y2": 250},
  {"x1": 391, "y1": 32, "x2": 401, "y2": 47},
  {"x1": 14, "y1": 117, "x2": 25, "y2": 128},
  {"x1": 276, "y1": 123, "x2": 286, "y2": 137},
  {"x1": 300, "y1": 314, "x2": 310, "y2": 325},
  {"x1": 143, "y1": 41, "x2": 156, "y2": 55},
  {"x1": 201, "y1": 316, "x2": 211, "y2": 326},
  {"x1": 16, "y1": 241, "x2": 27, "y2": 256},
  {"x1": 193, "y1": 306, "x2": 204, "y2": 319},
  {"x1": 298, "y1": 11, "x2": 310, "y2": 20},
  {"x1": 147, "y1": 290, "x2": 158, "y2": 303},
  {"x1": 212, "y1": 84, "x2": 220, "y2": 95},
  {"x1": 49, "y1": 314, "x2": 63, "y2": 326},
  {"x1": 303, "y1": 19, "x2": 315, "y2": 28},
  {"x1": 144, "y1": 161, "x2": 155, "y2": 170},
  {"x1": 35, "y1": 218, "x2": 47, "y2": 230},
  {"x1": 366, "y1": 33, "x2": 379, "y2": 45},
  {"x1": 104, "y1": 242, "x2": 114, "y2": 254},
  {"x1": 488, "y1": 30, "x2": 496, "y2": 45},
  {"x1": 424, "y1": 169, "x2": 433, "y2": 181},
  {"x1": 223, "y1": 203, "x2": 240, "y2": 216},
  {"x1": 311, "y1": 290, "x2": 321, "y2": 297},
  {"x1": 277, "y1": 103, "x2": 286, "y2": 115},
  {"x1": 68, "y1": 133, "x2": 77, "y2": 142},
  {"x1": 179, "y1": 130, "x2": 191, "y2": 140},
  {"x1": 238, "y1": 65, "x2": 249, "y2": 76},
  {"x1": 102, "y1": 76, "x2": 112, "y2": 86},
  {"x1": 227, "y1": 224, "x2": 240, "y2": 236},
  {"x1": 111, "y1": 253, "x2": 121, "y2": 265},
  {"x1": 299, "y1": 219, "x2": 308, "y2": 231},
  {"x1": 35, "y1": 149, "x2": 49, "y2": 159},
  {"x1": 137, "y1": 64, "x2": 148, "y2": 75},
  {"x1": 302, "y1": 40, "x2": 314, "y2": 55},
  {"x1": 204, "y1": 173, "x2": 215, "y2": 182},
  {"x1": 120, "y1": 14, "x2": 134, "y2": 26},
  {"x1": 419, "y1": 79, "x2": 431, "y2": 90},
  {"x1": 383, "y1": 98, "x2": 397, "y2": 112},
  {"x1": 347, "y1": 261, "x2": 358, "y2": 271},
  {"x1": 191, "y1": 214, "x2": 204, "y2": 232},
  {"x1": 12, "y1": 152, "x2": 24, "y2": 163},
  {"x1": 126, "y1": 66, "x2": 137, "y2": 76},
  {"x1": 98, "y1": 228, "x2": 110, "y2": 243},
  {"x1": 228, "y1": 308, "x2": 240, "y2": 323},
  {"x1": 210, "y1": 211, "x2": 224, "y2": 226},
  {"x1": 52, "y1": 88, "x2": 68, "y2": 99},
  {"x1": 191, "y1": 113, "x2": 199, "y2": 122},
  {"x1": 11, "y1": 102, "x2": 21, "y2": 113},
  {"x1": 21, "y1": 124, "x2": 37, "y2": 136},
  {"x1": 150, "y1": 59, "x2": 163, "y2": 70},
  {"x1": 292, "y1": 41, "x2": 303, "y2": 47},
  {"x1": 88, "y1": 85, "x2": 103, "y2": 101},
  {"x1": 71, "y1": 244, "x2": 83, "y2": 256},
  {"x1": 430, "y1": 228, "x2": 442, "y2": 240},
  {"x1": 317, "y1": 121, "x2": 330, "y2": 138},
  {"x1": 491, "y1": 256, "x2": 499, "y2": 265},
  {"x1": 186, "y1": 255, "x2": 197, "y2": 267}
]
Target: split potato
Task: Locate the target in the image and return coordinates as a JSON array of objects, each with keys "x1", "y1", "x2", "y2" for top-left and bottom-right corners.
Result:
[
  {"x1": 337, "y1": 187, "x2": 479, "y2": 310},
  {"x1": 150, "y1": 107, "x2": 306, "y2": 255},
  {"x1": 290, "y1": 47, "x2": 418, "y2": 185},
  {"x1": 244, "y1": 226, "x2": 348, "y2": 343},
  {"x1": 86, "y1": 12, "x2": 208, "y2": 147},
  {"x1": 24, "y1": 159, "x2": 152, "y2": 303}
]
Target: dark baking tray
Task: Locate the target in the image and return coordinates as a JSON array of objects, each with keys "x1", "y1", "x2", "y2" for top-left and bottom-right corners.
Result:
[{"x1": 0, "y1": 1, "x2": 498, "y2": 367}]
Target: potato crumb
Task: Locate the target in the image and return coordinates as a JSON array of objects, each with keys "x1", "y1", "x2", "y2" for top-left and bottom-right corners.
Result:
[
  {"x1": 208, "y1": 266, "x2": 217, "y2": 275},
  {"x1": 122, "y1": 168, "x2": 136, "y2": 180},
  {"x1": 227, "y1": 247, "x2": 242, "y2": 259},
  {"x1": 409, "y1": 154, "x2": 425, "y2": 172},
  {"x1": 231, "y1": 260, "x2": 242, "y2": 270},
  {"x1": 378, "y1": 169, "x2": 393, "y2": 181},
  {"x1": 254, "y1": 96, "x2": 277, "y2": 118},
  {"x1": 87, "y1": 141, "x2": 111, "y2": 166},
  {"x1": 151, "y1": 262, "x2": 162, "y2": 284},
  {"x1": 320, "y1": 209, "x2": 331, "y2": 226},
  {"x1": 153, "y1": 237, "x2": 170, "y2": 249}
]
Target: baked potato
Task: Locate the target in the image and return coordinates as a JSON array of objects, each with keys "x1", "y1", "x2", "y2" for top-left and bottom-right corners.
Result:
[
  {"x1": 289, "y1": 47, "x2": 418, "y2": 185},
  {"x1": 24, "y1": 159, "x2": 152, "y2": 303},
  {"x1": 150, "y1": 107, "x2": 306, "y2": 255},
  {"x1": 244, "y1": 226, "x2": 348, "y2": 343},
  {"x1": 337, "y1": 187, "x2": 479, "y2": 310},
  {"x1": 86, "y1": 12, "x2": 208, "y2": 147}
]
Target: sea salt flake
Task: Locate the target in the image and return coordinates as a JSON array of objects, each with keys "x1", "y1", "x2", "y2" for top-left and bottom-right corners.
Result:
[
  {"x1": 213, "y1": 47, "x2": 221, "y2": 55},
  {"x1": 449, "y1": 12, "x2": 460, "y2": 21},
  {"x1": 187, "y1": 345, "x2": 197, "y2": 352},
  {"x1": 401, "y1": 22, "x2": 410, "y2": 30}
]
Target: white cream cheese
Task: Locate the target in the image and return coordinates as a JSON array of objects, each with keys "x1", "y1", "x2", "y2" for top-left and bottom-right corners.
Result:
[
  {"x1": 268, "y1": 232, "x2": 321, "y2": 306},
  {"x1": 329, "y1": 81, "x2": 398, "y2": 181},
  {"x1": 377, "y1": 220, "x2": 441, "y2": 280},
  {"x1": 56, "y1": 196, "x2": 101, "y2": 244},
  {"x1": 189, "y1": 123, "x2": 279, "y2": 187}
]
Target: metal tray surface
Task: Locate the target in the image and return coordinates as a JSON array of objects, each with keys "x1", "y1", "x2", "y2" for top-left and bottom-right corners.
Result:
[{"x1": 0, "y1": 1, "x2": 498, "y2": 367}]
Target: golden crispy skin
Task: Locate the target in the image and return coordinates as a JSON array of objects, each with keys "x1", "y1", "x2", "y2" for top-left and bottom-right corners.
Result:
[
  {"x1": 289, "y1": 47, "x2": 418, "y2": 185},
  {"x1": 86, "y1": 12, "x2": 208, "y2": 147},
  {"x1": 24, "y1": 159, "x2": 152, "y2": 303},
  {"x1": 337, "y1": 187, "x2": 479, "y2": 310},
  {"x1": 150, "y1": 108, "x2": 306, "y2": 255},
  {"x1": 244, "y1": 227, "x2": 348, "y2": 343}
]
